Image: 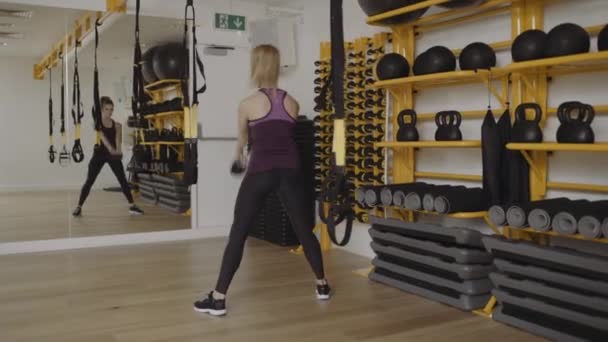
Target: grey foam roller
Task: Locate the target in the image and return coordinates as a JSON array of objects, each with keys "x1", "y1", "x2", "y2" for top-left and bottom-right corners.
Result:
[
  {"x1": 578, "y1": 216, "x2": 603, "y2": 239},
  {"x1": 369, "y1": 228, "x2": 493, "y2": 264},
  {"x1": 490, "y1": 272, "x2": 608, "y2": 314},
  {"x1": 528, "y1": 208, "x2": 553, "y2": 232},
  {"x1": 364, "y1": 188, "x2": 379, "y2": 207},
  {"x1": 374, "y1": 258, "x2": 494, "y2": 295},
  {"x1": 433, "y1": 196, "x2": 449, "y2": 214},
  {"x1": 422, "y1": 193, "x2": 435, "y2": 212},
  {"x1": 552, "y1": 211, "x2": 579, "y2": 235},
  {"x1": 506, "y1": 205, "x2": 528, "y2": 228},
  {"x1": 488, "y1": 205, "x2": 507, "y2": 226},
  {"x1": 392, "y1": 190, "x2": 407, "y2": 208},
  {"x1": 494, "y1": 258, "x2": 608, "y2": 297},
  {"x1": 404, "y1": 192, "x2": 422, "y2": 210},
  {"x1": 354, "y1": 188, "x2": 367, "y2": 205},
  {"x1": 380, "y1": 187, "x2": 394, "y2": 206},
  {"x1": 602, "y1": 218, "x2": 608, "y2": 239}
]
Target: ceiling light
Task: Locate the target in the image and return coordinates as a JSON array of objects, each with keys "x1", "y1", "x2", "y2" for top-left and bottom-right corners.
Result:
[
  {"x1": 0, "y1": 32, "x2": 24, "y2": 39},
  {"x1": 0, "y1": 10, "x2": 33, "y2": 19}
]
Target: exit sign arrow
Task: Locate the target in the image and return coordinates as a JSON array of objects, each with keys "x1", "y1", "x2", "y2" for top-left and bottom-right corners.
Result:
[{"x1": 215, "y1": 13, "x2": 246, "y2": 31}]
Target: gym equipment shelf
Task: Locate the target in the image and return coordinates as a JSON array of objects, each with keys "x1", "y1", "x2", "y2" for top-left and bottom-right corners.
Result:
[
  {"x1": 502, "y1": 51, "x2": 608, "y2": 76},
  {"x1": 372, "y1": 69, "x2": 508, "y2": 90},
  {"x1": 376, "y1": 140, "x2": 481, "y2": 149},
  {"x1": 506, "y1": 142, "x2": 608, "y2": 152},
  {"x1": 508, "y1": 227, "x2": 608, "y2": 244},
  {"x1": 152, "y1": 111, "x2": 184, "y2": 119}
]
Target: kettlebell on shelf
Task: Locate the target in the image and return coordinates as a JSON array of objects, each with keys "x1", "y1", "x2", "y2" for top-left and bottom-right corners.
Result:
[
  {"x1": 396, "y1": 109, "x2": 419, "y2": 142},
  {"x1": 556, "y1": 101, "x2": 595, "y2": 144},
  {"x1": 435, "y1": 111, "x2": 462, "y2": 141},
  {"x1": 512, "y1": 103, "x2": 543, "y2": 143}
]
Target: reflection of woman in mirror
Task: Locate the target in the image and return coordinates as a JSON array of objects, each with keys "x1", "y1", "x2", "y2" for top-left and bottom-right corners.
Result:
[{"x1": 72, "y1": 96, "x2": 144, "y2": 217}]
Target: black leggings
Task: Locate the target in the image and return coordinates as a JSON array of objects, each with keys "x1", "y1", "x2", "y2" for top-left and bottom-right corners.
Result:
[
  {"x1": 215, "y1": 168, "x2": 325, "y2": 294},
  {"x1": 78, "y1": 151, "x2": 134, "y2": 207}
]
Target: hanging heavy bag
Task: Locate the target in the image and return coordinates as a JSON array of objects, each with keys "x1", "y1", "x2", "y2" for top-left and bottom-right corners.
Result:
[
  {"x1": 556, "y1": 101, "x2": 595, "y2": 143},
  {"x1": 435, "y1": 111, "x2": 462, "y2": 141},
  {"x1": 396, "y1": 109, "x2": 419, "y2": 141},
  {"x1": 511, "y1": 103, "x2": 543, "y2": 143}
]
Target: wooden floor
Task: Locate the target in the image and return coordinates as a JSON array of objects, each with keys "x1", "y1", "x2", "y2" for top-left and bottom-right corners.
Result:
[
  {"x1": 0, "y1": 238, "x2": 545, "y2": 342},
  {"x1": 0, "y1": 190, "x2": 190, "y2": 243}
]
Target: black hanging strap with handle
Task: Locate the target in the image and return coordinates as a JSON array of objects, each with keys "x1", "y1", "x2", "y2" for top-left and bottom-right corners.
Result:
[
  {"x1": 48, "y1": 66, "x2": 56, "y2": 163},
  {"x1": 182, "y1": 0, "x2": 207, "y2": 186},
  {"x1": 317, "y1": 0, "x2": 353, "y2": 247},
  {"x1": 131, "y1": 0, "x2": 145, "y2": 122},
  {"x1": 71, "y1": 39, "x2": 85, "y2": 163},
  {"x1": 92, "y1": 19, "x2": 102, "y2": 136},
  {"x1": 58, "y1": 53, "x2": 70, "y2": 166}
]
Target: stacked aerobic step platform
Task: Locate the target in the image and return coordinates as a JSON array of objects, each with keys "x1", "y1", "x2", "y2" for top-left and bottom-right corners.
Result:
[
  {"x1": 137, "y1": 173, "x2": 190, "y2": 213},
  {"x1": 368, "y1": 216, "x2": 495, "y2": 311},
  {"x1": 483, "y1": 236, "x2": 608, "y2": 342},
  {"x1": 250, "y1": 192, "x2": 300, "y2": 247}
]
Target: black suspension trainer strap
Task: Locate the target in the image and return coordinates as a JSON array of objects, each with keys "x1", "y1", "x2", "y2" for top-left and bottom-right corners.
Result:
[
  {"x1": 92, "y1": 19, "x2": 102, "y2": 143},
  {"x1": 71, "y1": 39, "x2": 85, "y2": 163},
  {"x1": 182, "y1": 0, "x2": 207, "y2": 186},
  {"x1": 48, "y1": 66, "x2": 56, "y2": 163},
  {"x1": 131, "y1": 0, "x2": 145, "y2": 122},
  {"x1": 317, "y1": 0, "x2": 353, "y2": 246},
  {"x1": 59, "y1": 53, "x2": 70, "y2": 166}
]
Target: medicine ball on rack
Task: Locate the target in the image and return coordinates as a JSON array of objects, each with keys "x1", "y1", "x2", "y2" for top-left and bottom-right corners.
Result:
[
  {"x1": 438, "y1": 0, "x2": 486, "y2": 9},
  {"x1": 152, "y1": 43, "x2": 186, "y2": 80},
  {"x1": 598, "y1": 24, "x2": 608, "y2": 51},
  {"x1": 545, "y1": 23, "x2": 590, "y2": 58},
  {"x1": 376, "y1": 53, "x2": 410, "y2": 80},
  {"x1": 512, "y1": 29, "x2": 547, "y2": 62},
  {"x1": 459, "y1": 42, "x2": 496, "y2": 70},
  {"x1": 142, "y1": 46, "x2": 159, "y2": 84},
  {"x1": 357, "y1": 0, "x2": 429, "y2": 25},
  {"x1": 413, "y1": 46, "x2": 456, "y2": 75}
]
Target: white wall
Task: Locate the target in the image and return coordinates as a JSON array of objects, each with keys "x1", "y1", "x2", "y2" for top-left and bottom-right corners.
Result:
[
  {"x1": 0, "y1": 56, "x2": 128, "y2": 192},
  {"x1": 280, "y1": 0, "x2": 608, "y2": 258}
]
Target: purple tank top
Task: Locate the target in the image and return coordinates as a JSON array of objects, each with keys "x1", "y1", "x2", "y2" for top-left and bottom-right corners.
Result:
[{"x1": 247, "y1": 88, "x2": 300, "y2": 173}]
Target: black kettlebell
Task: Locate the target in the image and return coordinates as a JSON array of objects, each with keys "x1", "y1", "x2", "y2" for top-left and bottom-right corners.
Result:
[
  {"x1": 435, "y1": 111, "x2": 462, "y2": 141},
  {"x1": 396, "y1": 109, "x2": 419, "y2": 142},
  {"x1": 556, "y1": 102, "x2": 595, "y2": 143},
  {"x1": 512, "y1": 103, "x2": 543, "y2": 142}
]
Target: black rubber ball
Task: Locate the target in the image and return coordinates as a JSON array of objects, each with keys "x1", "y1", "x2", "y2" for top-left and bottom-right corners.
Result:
[
  {"x1": 459, "y1": 42, "x2": 496, "y2": 70},
  {"x1": 545, "y1": 23, "x2": 590, "y2": 58},
  {"x1": 153, "y1": 43, "x2": 186, "y2": 80},
  {"x1": 598, "y1": 24, "x2": 608, "y2": 51},
  {"x1": 142, "y1": 46, "x2": 159, "y2": 84},
  {"x1": 438, "y1": 0, "x2": 486, "y2": 9},
  {"x1": 413, "y1": 46, "x2": 456, "y2": 75},
  {"x1": 376, "y1": 53, "x2": 410, "y2": 80},
  {"x1": 357, "y1": 0, "x2": 428, "y2": 25},
  {"x1": 512, "y1": 29, "x2": 547, "y2": 62}
]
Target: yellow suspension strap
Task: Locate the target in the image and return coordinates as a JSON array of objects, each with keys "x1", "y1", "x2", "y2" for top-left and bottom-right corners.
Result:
[
  {"x1": 47, "y1": 65, "x2": 56, "y2": 163},
  {"x1": 318, "y1": 0, "x2": 353, "y2": 246},
  {"x1": 71, "y1": 39, "x2": 85, "y2": 163},
  {"x1": 58, "y1": 53, "x2": 71, "y2": 166},
  {"x1": 182, "y1": 0, "x2": 207, "y2": 186}
]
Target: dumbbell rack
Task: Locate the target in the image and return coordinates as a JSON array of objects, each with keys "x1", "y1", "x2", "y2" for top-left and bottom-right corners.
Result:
[
  {"x1": 134, "y1": 78, "x2": 190, "y2": 215},
  {"x1": 355, "y1": 0, "x2": 608, "y2": 337},
  {"x1": 314, "y1": 33, "x2": 390, "y2": 224}
]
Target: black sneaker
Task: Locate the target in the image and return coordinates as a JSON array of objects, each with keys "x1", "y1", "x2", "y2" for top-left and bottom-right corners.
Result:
[
  {"x1": 194, "y1": 292, "x2": 227, "y2": 316},
  {"x1": 72, "y1": 206, "x2": 82, "y2": 217},
  {"x1": 129, "y1": 205, "x2": 144, "y2": 215},
  {"x1": 316, "y1": 283, "x2": 331, "y2": 300}
]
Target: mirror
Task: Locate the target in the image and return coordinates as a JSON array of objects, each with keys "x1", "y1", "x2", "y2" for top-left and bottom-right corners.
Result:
[{"x1": 0, "y1": 2, "x2": 191, "y2": 244}]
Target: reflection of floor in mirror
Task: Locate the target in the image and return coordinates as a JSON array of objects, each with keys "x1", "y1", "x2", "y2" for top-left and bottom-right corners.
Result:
[
  {"x1": 0, "y1": 238, "x2": 544, "y2": 342},
  {"x1": 0, "y1": 190, "x2": 190, "y2": 243}
]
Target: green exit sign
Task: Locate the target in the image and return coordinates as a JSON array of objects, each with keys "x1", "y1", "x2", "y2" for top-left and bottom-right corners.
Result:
[{"x1": 215, "y1": 13, "x2": 246, "y2": 31}]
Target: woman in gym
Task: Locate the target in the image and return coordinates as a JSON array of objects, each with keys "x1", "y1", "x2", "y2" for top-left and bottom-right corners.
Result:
[
  {"x1": 194, "y1": 45, "x2": 330, "y2": 316},
  {"x1": 72, "y1": 96, "x2": 144, "y2": 217}
]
